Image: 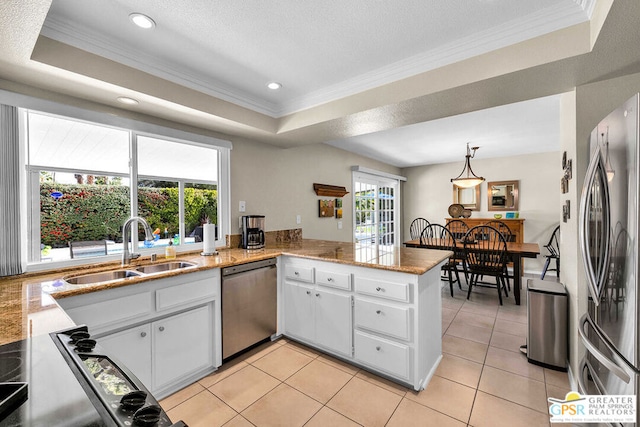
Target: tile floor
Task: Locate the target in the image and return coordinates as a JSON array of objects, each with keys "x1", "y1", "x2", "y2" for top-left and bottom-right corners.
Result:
[{"x1": 160, "y1": 275, "x2": 574, "y2": 427}]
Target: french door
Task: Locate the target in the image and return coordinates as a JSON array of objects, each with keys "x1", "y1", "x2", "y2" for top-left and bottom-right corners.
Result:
[{"x1": 353, "y1": 172, "x2": 399, "y2": 251}]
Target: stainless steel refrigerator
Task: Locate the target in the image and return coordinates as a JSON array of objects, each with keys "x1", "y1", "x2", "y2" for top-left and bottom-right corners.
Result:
[{"x1": 577, "y1": 93, "x2": 639, "y2": 426}]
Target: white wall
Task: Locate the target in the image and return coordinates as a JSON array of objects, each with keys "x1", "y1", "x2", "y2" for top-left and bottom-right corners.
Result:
[
  {"x1": 402, "y1": 151, "x2": 562, "y2": 273},
  {"x1": 229, "y1": 138, "x2": 401, "y2": 241}
]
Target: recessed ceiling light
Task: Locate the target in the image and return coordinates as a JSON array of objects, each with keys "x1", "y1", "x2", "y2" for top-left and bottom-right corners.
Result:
[
  {"x1": 267, "y1": 82, "x2": 282, "y2": 90},
  {"x1": 129, "y1": 13, "x2": 155, "y2": 29},
  {"x1": 117, "y1": 96, "x2": 139, "y2": 105}
]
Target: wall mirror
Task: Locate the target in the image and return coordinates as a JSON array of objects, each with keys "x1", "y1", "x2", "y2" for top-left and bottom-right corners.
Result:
[
  {"x1": 452, "y1": 184, "x2": 480, "y2": 211},
  {"x1": 487, "y1": 180, "x2": 519, "y2": 211}
]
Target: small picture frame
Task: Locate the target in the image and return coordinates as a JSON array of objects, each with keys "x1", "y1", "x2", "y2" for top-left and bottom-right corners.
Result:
[
  {"x1": 319, "y1": 199, "x2": 334, "y2": 217},
  {"x1": 505, "y1": 212, "x2": 515, "y2": 219},
  {"x1": 335, "y1": 198, "x2": 343, "y2": 208},
  {"x1": 335, "y1": 208, "x2": 343, "y2": 219}
]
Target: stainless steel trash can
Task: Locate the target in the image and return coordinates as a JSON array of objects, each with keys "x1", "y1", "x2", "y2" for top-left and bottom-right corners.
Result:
[{"x1": 526, "y1": 279, "x2": 567, "y2": 371}]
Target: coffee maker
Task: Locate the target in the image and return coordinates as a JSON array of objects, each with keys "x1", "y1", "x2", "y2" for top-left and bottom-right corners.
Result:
[{"x1": 241, "y1": 215, "x2": 265, "y2": 249}]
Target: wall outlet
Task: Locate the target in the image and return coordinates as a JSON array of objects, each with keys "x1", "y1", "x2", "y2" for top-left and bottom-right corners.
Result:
[
  {"x1": 239, "y1": 201, "x2": 246, "y2": 212},
  {"x1": 337, "y1": 221, "x2": 343, "y2": 229},
  {"x1": 296, "y1": 215, "x2": 301, "y2": 224}
]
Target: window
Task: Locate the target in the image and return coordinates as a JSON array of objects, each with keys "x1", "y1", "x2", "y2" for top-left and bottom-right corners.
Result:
[
  {"x1": 353, "y1": 170, "x2": 402, "y2": 260},
  {"x1": 25, "y1": 110, "x2": 229, "y2": 265}
]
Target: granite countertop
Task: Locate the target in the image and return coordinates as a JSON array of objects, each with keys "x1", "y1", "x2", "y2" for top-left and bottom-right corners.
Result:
[{"x1": 0, "y1": 239, "x2": 450, "y2": 345}]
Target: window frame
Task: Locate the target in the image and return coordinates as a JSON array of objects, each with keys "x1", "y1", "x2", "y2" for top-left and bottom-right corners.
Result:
[{"x1": 19, "y1": 107, "x2": 231, "y2": 272}]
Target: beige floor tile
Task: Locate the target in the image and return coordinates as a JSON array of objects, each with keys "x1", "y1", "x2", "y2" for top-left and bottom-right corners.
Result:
[
  {"x1": 484, "y1": 346, "x2": 544, "y2": 382},
  {"x1": 478, "y1": 366, "x2": 548, "y2": 413},
  {"x1": 442, "y1": 307, "x2": 458, "y2": 324},
  {"x1": 283, "y1": 340, "x2": 320, "y2": 358},
  {"x1": 452, "y1": 310, "x2": 496, "y2": 329},
  {"x1": 496, "y1": 309, "x2": 528, "y2": 324},
  {"x1": 386, "y1": 398, "x2": 466, "y2": 427},
  {"x1": 303, "y1": 406, "x2": 361, "y2": 427},
  {"x1": 326, "y1": 377, "x2": 402, "y2": 427},
  {"x1": 209, "y1": 364, "x2": 280, "y2": 412},
  {"x1": 445, "y1": 321, "x2": 493, "y2": 345},
  {"x1": 240, "y1": 340, "x2": 283, "y2": 364},
  {"x1": 406, "y1": 375, "x2": 475, "y2": 423},
  {"x1": 546, "y1": 384, "x2": 572, "y2": 402},
  {"x1": 167, "y1": 390, "x2": 236, "y2": 427},
  {"x1": 316, "y1": 353, "x2": 360, "y2": 375},
  {"x1": 252, "y1": 344, "x2": 314, "y2": 381},
  {"x1": 490, "y1": 330, "x2": 527, "y2": 352},
  {"x1": 442, "y1": 319, "x2": 452, "y2": 335},
  {"x1": 441, "y1": 296, "x2": 465, "y2": 310},
  {"x1": 222, "y1": 415, "x2": 254, "y2": 427},
  {"x1": 460, "y1": 301, "x2": 499, "y2": 318},
  {"x1": 469, "y1": 391, "x2": 551, "y2": 427},
  {"x1": 355, "y1": 370, "x2": 409, "y2": 397},
  {"x1": 442, "y1": 335, "x2": 488, "y2": 364},
  {"x1": 285, "y1": 359, "x2": 353, "y2": 404},
  {"x1": 160, "y1": 381, "x2": 205, "y2": 411},
  {"x1": 493, "y1": 317, "x2": 528, "y2": 336},
  {"x1": 544, "y1": 368, "x2": 571, "y2": 389},
  {"x1": 435, "y1": 353, "x2": 483, "y2": 388},
  {"x1": 199, "y1": 359, "x2": 249, "y2": 388},
  {"x1": 242, "y1": 383, "x2": 322, "y2": 427}
]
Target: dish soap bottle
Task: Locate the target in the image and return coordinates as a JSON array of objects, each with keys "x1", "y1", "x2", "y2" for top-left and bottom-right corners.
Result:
[{"x1": 165, "y1": 241, "x2": 176, "y2": 260}]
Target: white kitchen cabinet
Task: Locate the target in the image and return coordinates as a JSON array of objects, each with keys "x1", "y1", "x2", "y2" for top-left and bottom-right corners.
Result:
[
  {"x1": 99, "y1": 323, "x2": 152, "y2": 388},
  {"x1": 283, "y1": 281, "x2": 315, "y2": 342},
  {"x1": 57, "y1": 268, "x2": 220, "y2": 398},
  {"x1": 153, "y1": 305, "x2": 213, "y2": 390},
  {"x1": 283, "y1": 262, "x2": 352, "y2": 358},
  {"x1": 281, "y1": 256, "x2": 445, "y2": 391}
]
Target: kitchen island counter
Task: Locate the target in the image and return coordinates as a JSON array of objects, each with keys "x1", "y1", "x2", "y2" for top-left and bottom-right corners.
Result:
[{"x1": 0, "y1": 239, "x2": 450, "y2": 345}]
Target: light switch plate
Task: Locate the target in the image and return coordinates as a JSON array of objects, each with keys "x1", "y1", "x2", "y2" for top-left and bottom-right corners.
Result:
[
  {"x1": 239, "y1": 201, "x2": 246, "y2": 212},
  {"x1": 337, "y1": 221, "x2": 343, "y2": 229},
  {"x1": 296, "y1": 215, "x2": 301, "y2": 224}
]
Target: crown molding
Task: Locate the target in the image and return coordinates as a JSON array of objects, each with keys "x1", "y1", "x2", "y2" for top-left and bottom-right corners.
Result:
[
  {"x1": 40, "y1": 17, "x2": 282, "y2": 117},
  {"x1": 41, "y1": 2, "x2": 590, "y2": 119},
  {"x1": 277, "y1": 1, "x2": 589, "y2": 116}
]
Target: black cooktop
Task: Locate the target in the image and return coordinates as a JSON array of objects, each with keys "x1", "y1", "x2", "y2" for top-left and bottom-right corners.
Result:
[{"x1": 0, "y1": 334, "x2": 105, "y2": 427}]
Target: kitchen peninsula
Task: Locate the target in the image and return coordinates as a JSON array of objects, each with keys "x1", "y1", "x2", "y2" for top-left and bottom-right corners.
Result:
[{"x1": 0, "y1": 239, "x2": 451, "y2": 396}]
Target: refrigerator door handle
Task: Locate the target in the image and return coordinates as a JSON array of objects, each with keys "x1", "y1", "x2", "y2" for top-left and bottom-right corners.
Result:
[
  {"x1": 578, "y1": 313, "x2": 631, "y2": 383},
  {"x1": 577, "y1": 356, "x2": 609, "y2": 395},
  {"x1": 578, "y1": 148, "x2": 612, "y2": 305}
]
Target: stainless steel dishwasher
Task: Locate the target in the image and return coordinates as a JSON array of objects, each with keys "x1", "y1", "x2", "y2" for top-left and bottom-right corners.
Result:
[{"x1": 221, "y1": 258, "x2": 277, "y2": 360}]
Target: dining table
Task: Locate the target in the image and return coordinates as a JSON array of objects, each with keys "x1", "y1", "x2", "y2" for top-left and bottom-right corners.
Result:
[{"x1": 404, "y1": 239, "x2": 540, "y2": 305}]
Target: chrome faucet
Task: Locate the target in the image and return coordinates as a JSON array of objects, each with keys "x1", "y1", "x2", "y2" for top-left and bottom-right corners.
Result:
[{"x1": 122, "y1": 216, "x2": 154, "y2": 266}]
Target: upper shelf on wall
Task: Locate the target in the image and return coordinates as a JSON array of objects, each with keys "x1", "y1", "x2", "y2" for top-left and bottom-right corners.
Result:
[{"x1": 313, "y1": 183, "x2": 349, "y2": 197}]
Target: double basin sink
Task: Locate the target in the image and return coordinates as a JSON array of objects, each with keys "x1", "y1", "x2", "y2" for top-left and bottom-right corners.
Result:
[{"x1": 63, "y1": 261, "x2": 197, "y2": 286}]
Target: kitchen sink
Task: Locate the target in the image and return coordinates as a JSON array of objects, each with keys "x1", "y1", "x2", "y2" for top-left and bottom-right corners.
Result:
[
  {"x1": 63, "y1": 270, "x2": 142, "y2": 286},
  {"x1": 135, "y1": 261, "x2": 197, "y2": 274}
]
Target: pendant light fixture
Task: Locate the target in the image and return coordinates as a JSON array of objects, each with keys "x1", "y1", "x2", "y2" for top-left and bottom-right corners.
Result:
[
  {"x1": 451, "y1": 142, "x2": 485, "y2": 188},
  {"x1": 603, "y1": 127, "x2": 615, "y2": 182}
]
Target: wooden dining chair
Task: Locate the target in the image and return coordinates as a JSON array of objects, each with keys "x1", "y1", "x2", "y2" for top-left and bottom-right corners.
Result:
[
  {"x1": 420, "y1": 224, "x2": 461, "y2": 297},
  {"x1": 409, "y1": 217, "x2": 430, "y2": 240},
  {"x1": 445, "y1": 220, "x2": 470, "y2": 282},
  {"x1": 464, "y1": 225, "x2": 510, "y2": 305},
  {"x1": 540, "y1": 225, "x2": 560, "y2": 279},
  {"x1": 483, "y1": 220, "x2": 514, "y2": 289}
]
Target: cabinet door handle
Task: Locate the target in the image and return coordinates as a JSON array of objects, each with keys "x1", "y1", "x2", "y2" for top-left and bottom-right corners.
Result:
[
  {"x1": 376, "y1": 310, "x2": 382, "y2": 314},
  {"x1": 315, "y1": 293, "x2": 320, "y2": 297},
  {"x1": 306, "y1": 290, "x2": 311, "y2": 295},
  {"x1": 140, "y1": 332, "x2": 147, "y2": 338},
  {"x1": 327, "y1": 277, "x2": 334, "y2": 282},
  {"x1": 376, "y1": 287, "x2": 382, "y2": 292},
  {"x1": 376, "y1": 346, "x2": 381, "y2": 351},
  {"x1": 294, "y1": 271, "x2": 300, "y2": 276},
  {"x1": 158, "y1": 326, "x2": 165, "y2": 332}
]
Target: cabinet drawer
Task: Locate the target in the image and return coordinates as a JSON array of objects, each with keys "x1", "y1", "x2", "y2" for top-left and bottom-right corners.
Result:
[
  {"x1": 354, "y1": 331, "x2": 410, "y2": 380},
  {"x1": 316, "y1": 270, "x2": 351, "y2": 290},
  {"x1": 355, "y1": 277, "x2": 409, "y2": 302},
  {"x1": 65, "y1": 291, "x2": 152, "y2": 330},
  {"x1": 354, "y1": 299, "x2": 410, "y2": 340},
  {"x1": 156, "y1": 278, "x2": 216, "y2": 311},
  {"x1": 284, "y1": 265, "x2": 315, "y2": 283}
]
